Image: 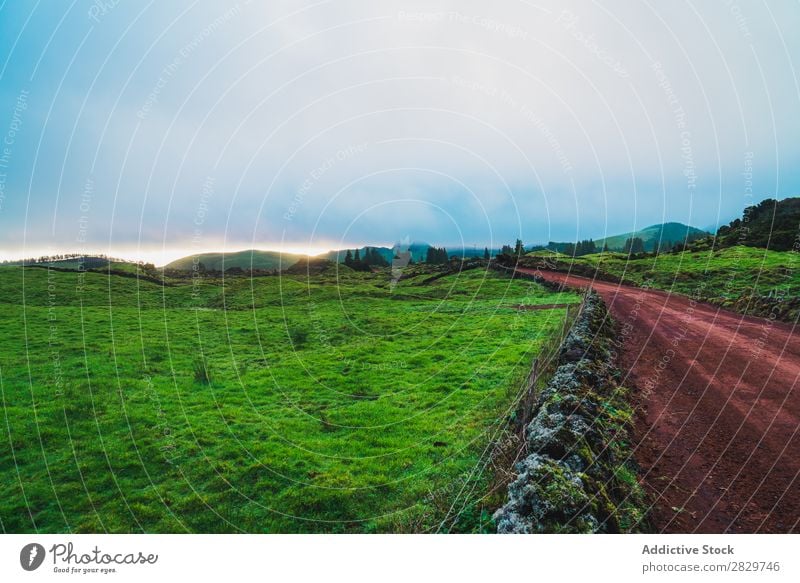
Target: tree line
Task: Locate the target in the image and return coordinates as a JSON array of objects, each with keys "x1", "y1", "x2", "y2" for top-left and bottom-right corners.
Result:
[
  {"x1": 424, "y1": 246, "x2": 449, "y2": 264},
  {"x1": 0, "y1": 253, "x2": 148, "y2": 267},
  {"x1": 344, "y1": 247, "x2": 389, "y2": 271}
]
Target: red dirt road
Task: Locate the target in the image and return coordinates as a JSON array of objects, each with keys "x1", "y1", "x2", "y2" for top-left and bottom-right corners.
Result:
[{"x1": 518, "y1": 268, "x2": 800, "y2": 533}]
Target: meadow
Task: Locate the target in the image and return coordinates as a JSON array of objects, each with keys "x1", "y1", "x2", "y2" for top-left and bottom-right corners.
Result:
[
  {"x1": 0, "y1": 263, "x2": 578, "y2": 533},
  {"x1": 523, "y1": 245, "x2": 800, "y2": 319}
]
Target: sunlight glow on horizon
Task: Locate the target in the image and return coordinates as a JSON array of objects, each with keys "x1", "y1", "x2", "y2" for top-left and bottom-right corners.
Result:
[
  {"x1": 0, "y1": 242, "x2": 392, "y2": 267},
  {"x1": 1, "y1": 2, "x2": 798, "y2": 253}
]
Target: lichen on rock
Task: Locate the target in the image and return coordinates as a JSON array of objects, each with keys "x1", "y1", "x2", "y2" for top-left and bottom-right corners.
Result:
[{"x1": 494, "y1": 291, "x2": 647, "y2": 533}]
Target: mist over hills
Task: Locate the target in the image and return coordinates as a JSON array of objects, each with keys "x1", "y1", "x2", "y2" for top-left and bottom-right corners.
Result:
[
  {"x1": 593, "y1": 222, "x2": 709, "y2": 252},
  {"x1": 540, "y1": 222, "x2": 708, "y2": 254},
  {"x1": 324, "y1": 242, "x2": 496, "y2": 265},
  {"x1": 98, "y1": 222, "x2": 742, "y2": 271},
  {"x1": 19, "y1": 197, "x2": 797, "y2": 272},
  {"x1": 161, "y1": 222, "x2": 708, "y2": 272}
]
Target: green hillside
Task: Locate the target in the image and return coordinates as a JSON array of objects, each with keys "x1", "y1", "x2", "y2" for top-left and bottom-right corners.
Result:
[
  {"x1": 594, "y1": 222, "x2": 708, "y2": 252},
  {"x1": 164, "y1": 249, "x2": 304, "y2": 271},
  {"x1": 2, "y1": 255, "x2": 117, "y2": 270},
  {"x1": 714, "y1": 197, "x2": 800, "y2": 251},
  {"x1": 517, "y1": 245, "x2": 800, "y2": 321}
]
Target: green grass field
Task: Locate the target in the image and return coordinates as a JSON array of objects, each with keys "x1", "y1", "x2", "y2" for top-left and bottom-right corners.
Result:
[
  {"x1": 525, "y1": 245, "x2": 800, "y2": 317},
  {"x1": 575, "y1": 246, "x2": 798, "y2": 297},
  {"x1": 0, "y1": 264, "x2": 578, "y2": 533}
]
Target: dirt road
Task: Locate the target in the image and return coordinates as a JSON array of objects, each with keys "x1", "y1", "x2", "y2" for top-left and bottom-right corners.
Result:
[{"x1": 517, "y1": 268, "x2": 800, "y2": 533}]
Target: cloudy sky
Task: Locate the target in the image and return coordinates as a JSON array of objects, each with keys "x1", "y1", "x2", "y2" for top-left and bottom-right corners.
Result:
[{"x1": 0, "y1": 0, "x2": 798, "y2": 264}]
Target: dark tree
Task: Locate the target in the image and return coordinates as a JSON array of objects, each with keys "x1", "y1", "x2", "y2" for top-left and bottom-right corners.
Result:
[
  {"x1": 425, "y1": 246, "x2": 449, "y2": 264},
  {"x1": 366, "y1": 248, "x2": 389, "y2": 267},
  {"x1": 623, "y1": 237, "x2": 645, "y2": 254},
  {"x1": 576, "y1": 239, "x2": 596, "y2": 256}
]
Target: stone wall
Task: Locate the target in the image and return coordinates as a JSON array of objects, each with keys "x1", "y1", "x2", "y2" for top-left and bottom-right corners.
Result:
[{"x1": 494, "y1": 291, "x2": 648, "y2": 533}]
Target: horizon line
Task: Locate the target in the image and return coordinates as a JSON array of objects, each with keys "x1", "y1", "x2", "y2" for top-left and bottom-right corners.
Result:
[{"x1": 0, "y1": 215, "x2": 721, "y2": 267}]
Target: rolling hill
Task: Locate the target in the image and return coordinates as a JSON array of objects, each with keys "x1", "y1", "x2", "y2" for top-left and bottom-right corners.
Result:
[
  {"x1": 593, "y1": 222, "x2": 708, "y2": 252},
  {"x1": 325, "y1": 242, "x2": 499, "y2": 263},
  {"x1": 164, "y1": 249, "x2": 304, "y2": 271}
]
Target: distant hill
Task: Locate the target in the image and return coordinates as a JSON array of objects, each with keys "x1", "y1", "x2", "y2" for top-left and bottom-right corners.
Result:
[
  {"x1": 1, "y1": 255, "x2": 125, "y2": 270},
  {"x1": 164, "y1": 250, "x2": 303, "y2": 271},
  {"x1": 714, "y1": 197, "x2": 800, "y2": 251},
  {"x1": 324, "y1": 246, "x2": 397, "y2": 264},
  {"x1": 325, "y1": 242, "x2": 498, "y2": 263},
  {"x1": 594, "y1": 222, "x2": 708, "y2": 252},
  {"x1": 163, "y1": 243, "x2": 498, "y2": 272}
]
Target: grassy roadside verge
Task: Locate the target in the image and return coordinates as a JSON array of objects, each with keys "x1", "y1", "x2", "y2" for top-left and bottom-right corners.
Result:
[{"x1": 515, "y1": 246, "x2": 800, "y2": 322}]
